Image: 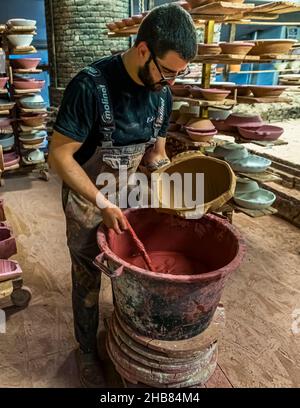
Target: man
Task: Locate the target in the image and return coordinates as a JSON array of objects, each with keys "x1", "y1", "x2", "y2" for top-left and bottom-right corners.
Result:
[{"x1": 49, "y1": 3, "x2": 197, "y2": 387}]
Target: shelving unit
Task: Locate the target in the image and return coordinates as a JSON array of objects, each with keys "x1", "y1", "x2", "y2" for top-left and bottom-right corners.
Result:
[{"x1": 0, "y1": 21, "x2": 49, "y2": 185}]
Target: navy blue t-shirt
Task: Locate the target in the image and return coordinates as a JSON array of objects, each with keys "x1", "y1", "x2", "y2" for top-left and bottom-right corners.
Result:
[{"x1": 54, "y1": 54, "x2": 172, "y2": 165}]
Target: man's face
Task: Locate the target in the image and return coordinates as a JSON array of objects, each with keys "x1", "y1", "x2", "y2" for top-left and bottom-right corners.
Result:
[{"x1": 138, "y1": 50, "x2": 189, "y2": 92}]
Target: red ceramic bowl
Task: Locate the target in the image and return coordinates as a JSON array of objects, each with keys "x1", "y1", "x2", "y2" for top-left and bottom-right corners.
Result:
[
  {"x1": 186, "y1": 128, "x2": 217, "y2": 141},
  {"x1": 122, "y1": 18, "x2": 135, "y2": 26},
  {"x1": 225, "y1": 113, "x2": 263, "y2": 128},
  {"x1": 200, "y1": 88, "x2": 231, "y2": 101},
  {"x1": 11, "y1": 58, "x2": 41, "y2": 70},
  {"x1": 0, "y1": 117, "x2": 13, "y2": 127},
  {"x1": 237, "y1": 125, "x2": 284, "y2": 141},
  {"x1": 115, "y1": 21, "x2": 126, "y2": 29},
  {"x1": 170, "y1": 85, "x2": 191, "y2": 97},
  {"x1": 3, "y1": 151, "x2": 20, "y2": 167},
  {"x1": 211, "y1": 120, "x2": 235, "y2": 132},
  {"x1": 14, "y1": 80, "x2": 45, "y2": 90},
  {"x1": 0, "y1": 77, "x2": 9, "y2": 89},
  {"x1": 248, "y1": 85, "x2": 286, "y2": 98},
  {"x1": 106, "y1": 23, "x2": 117, "y2": 31},
  {"x1": 20, "y1": 113, "x2": 47, "y2": 127},
  {"x1": 131, "y1": 15, "x2": 144, "y2": 24}
]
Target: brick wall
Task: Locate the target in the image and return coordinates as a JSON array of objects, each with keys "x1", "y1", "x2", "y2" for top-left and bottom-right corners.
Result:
[{"x1": 44, "y1": 0, "x2": 130, "y2": 106}]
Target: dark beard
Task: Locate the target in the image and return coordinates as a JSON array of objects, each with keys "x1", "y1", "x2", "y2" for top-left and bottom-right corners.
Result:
[{"x1": 138, "y1": 58, "x2": 164, "y2": 92}]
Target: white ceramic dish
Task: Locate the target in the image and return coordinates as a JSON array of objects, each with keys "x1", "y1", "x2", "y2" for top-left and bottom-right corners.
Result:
[
  {"x1": 7, "y1": 34, "x2": 33, "y2": 47},
  {"x1": 7, "y1": 19, "x2": 36, "y2": 27},
  {"x1": 234, "y1": 188, "x2": 276, "y2": 209},
  {"x1": 227, "y1": 154, "x2": 272, "y2": 173}
]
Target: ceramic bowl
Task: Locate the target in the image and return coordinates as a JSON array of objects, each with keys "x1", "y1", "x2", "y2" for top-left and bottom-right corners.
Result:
[
  {"x1": 225, "y1": 113, "x2": 263, "y2": 128},
  {"x1": 227, "y1": 154, "x2": 272, "y2": 173},
  {"x1": 10, "y1": 58, "x2": 41, "y2": 70},
  {"x1": 197, "y1": 43, "x2": 221, "y2": 55},
  {"x1": 122, "y1": 18, "x2": 135, "y2": 26},
  {"x1": 7, "y1": 18, "x2": 36, "y2": 27},
  {"x1": 213, "y1": 143, "x2": 245, "y2": 158},
  {"x1": 0, "y1": 259, "x2": 22, "y2": 282},
  {"x1": 249, "y1": 39, "x2": 297, "y2": 56},
  {"x1": 188, "y1": 86, "x2": 203, "y2": 98},
  {"x1": 0, "y1": 134, "x2": 15, "y2": 149},
  {"x1": 208, "y1": 108, "x2": 232, "y2": 121},
  {"x1": 14, "y1": 79, "x2": 45, "y2": 90},
  {"x1": 211, "y1": 119, "x2": 235, "y2": 132},
  {"x1": 115, "y1": 21, "x2": 126, "y2": 29},
  {"x1": 237, "y1": 125, "x2": 284, "y2": 141},
  {"x1": 0, "y1": 77, "x2": 9, "y2": 89},
  {"x1": 200, "y1": 88, "x2": 231, "y2": 102},
  {"x1": 7, "y1": 34, "x2": 33, "y2": 47},
  {"x1": 176, "y1": 1, "x2": 192, "y2": 10},
  {"x1": 3, "y1": 151, "x2": 20, "y2": 167},
  {"x1": 20, "y1": 113, "x2": 47, "y2": 127},
  {"x1": 176, "y1": 113, "x2": 196, "y2": 126},
  {"x1": 131, "y1": 14, "x2": 144, "y2": 24},
  {"x1": 0, "y1": 117, "x2": 13, "y2": 127},
  {"x1": 248, "y1": 85, "x2": 286, "y2": 98},
  {"x1": 224, "y1": 146, "x2": 248, "y2": 161},
  {"x1": 170, "y1": 85, "x2": 191, "y2": 97},
  {"x1": 234, "y1": 188, "x2": 276, "y2": 209},
  {"x1": 185, "y1": 128, "x2": 217, "y2": 141},
  {"x1": 219, "y1": 42, "x2": 255, "y2": 56},
  {"x1": 235, "y1": 177, "x2": 259, "y2": 194},
  {"x1": 20, "y1": 95, "x2": 45, "y2": 109},
  {"x1": 106, "y1": 23, "x2": 117, "y2": 31},
  {"x1": 185, "y1": 118, "x2": 215, "y2": 131},
  {"x1": 186, "y1": 0, "x2": 207, "y2": 8}
]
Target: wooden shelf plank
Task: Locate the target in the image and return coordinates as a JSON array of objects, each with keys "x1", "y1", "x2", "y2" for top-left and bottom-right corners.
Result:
[
  {"x1": 13, "y1": 68, "x2": 42, "y2": 74},
  {"x1": 193, "y1": 54, "x2": 300, "y2": 65},
  {"x1": 237, "y1": 95, "x2": 292, "y2": 104},
  {"x1": 190, "y1": 2, "x2": 255, "y2": 16},
  {"x1": 172, "y1": 96, "x2": 236, "y2": 106}
]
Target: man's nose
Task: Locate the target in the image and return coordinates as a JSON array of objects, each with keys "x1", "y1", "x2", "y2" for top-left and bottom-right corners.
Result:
[{"x1": 168, "y1": 79, "x2": 176, "y2": 86}]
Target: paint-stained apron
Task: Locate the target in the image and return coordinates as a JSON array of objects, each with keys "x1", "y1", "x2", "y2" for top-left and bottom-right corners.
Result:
[{"x1": 61, "y1": 65, "x2": 166, "y2": 353}]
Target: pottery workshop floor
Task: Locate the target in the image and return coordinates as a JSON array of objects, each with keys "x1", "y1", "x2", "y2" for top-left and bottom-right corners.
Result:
[{"x1": 0, "y1": 172, "x2": 299, "y2": 388}]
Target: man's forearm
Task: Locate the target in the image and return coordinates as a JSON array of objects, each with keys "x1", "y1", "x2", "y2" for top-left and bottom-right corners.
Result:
[{"x1": 52, "y1": 154, "x2": 108, "y2": 208}]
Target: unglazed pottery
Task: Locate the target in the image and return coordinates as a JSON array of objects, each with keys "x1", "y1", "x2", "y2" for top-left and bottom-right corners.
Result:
[
  {"x1": 0, "y1": 77, "x2": 8, "y2": 89},
  {"x1": 249, "y1": 39, "x2": 297, "y2": 56},
  {"x1": 248, "y1": 85, "x2": 286, "y2": 98},
  {"x1": 170, "y1": 85, "x2": 191, "y2": 97},
  {"x1": 237, "y1": 125, "x2": 284, "y2": 141},
  {"x1": 219, "y1": 42, "x2": 254, "y2": 56},
  {"x1": 0, "y1": 259, "x2": 22, "y2": 282},
  {"x1": 197, "y1": 43, "x2": 221, "y2": 55},
  {"x1": 11, "y1": 58, "x2": 41, "y2": 70},
  {"x1": 14, "y1": 79, "x2": 45, "y2": 90},
  {"x1": 200, "y1": 88, "x2": 231, "y2": 102},
  {"x1": 20, "y1": 113, "x2": 47, "y2": 127},
  {"x1": 185, "y1": 118, "x2": 215, "y2": 131},
  {"x1": 185, "y1": 128, "x2": 217, "y2": 141},
  {"x1": 225, "y1": 113, "x2": 263, "y2": 128}
]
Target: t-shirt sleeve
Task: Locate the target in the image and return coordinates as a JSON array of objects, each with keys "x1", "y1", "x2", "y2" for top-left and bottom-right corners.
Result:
[
  {"x1": 54, "y1": 75, "x2": 97, "y2": 142},
  {"x1": 158, "y1": 87, "x2": 173, "y2": 137}
]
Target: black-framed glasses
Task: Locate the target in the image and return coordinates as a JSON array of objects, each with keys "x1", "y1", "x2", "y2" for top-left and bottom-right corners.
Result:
[{"x1": 149, "y1": 48, "x2": 190, "y2": 84}]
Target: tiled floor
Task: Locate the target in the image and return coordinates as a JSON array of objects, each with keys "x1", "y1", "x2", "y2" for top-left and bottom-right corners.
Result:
[{"x1": 0, "y1": 171, "x2": 299, "y2": 387}]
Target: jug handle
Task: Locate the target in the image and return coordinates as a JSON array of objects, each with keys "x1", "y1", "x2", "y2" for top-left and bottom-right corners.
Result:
[{"x1": 93, "y1": 253, "x2": 124, "y2": 278}]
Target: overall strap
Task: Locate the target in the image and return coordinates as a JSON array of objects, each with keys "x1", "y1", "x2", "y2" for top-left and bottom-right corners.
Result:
[
  {"x1": 81, "y1": 65, "x2": 115, "y2": 148},
  {"x1": 153, "y1": 86, "x2": 168, "y2": 138}
]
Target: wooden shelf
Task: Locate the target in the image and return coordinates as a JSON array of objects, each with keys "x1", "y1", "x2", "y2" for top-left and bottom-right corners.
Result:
[
  {"x1": 193, "y1": 54, "x2": 300, "y2": 65},
  {"x1": 237, "y1": 95, "x2": 292, "y2": 104},
  {"x1": 13, "y1": 68, "x2": 42, "y2": 74},
  {"x1": 228, "y1": 69, "x2": 300, "y2": 74},
  {"x1": 0, "y1": 89, "x2": 8, "y2": 94},
  {"x1": 230, "y1": 202, "x2": 277, "y2": 217},
  {"x1": 172, "y1": 95, "x2": 236, "y2": 107}
]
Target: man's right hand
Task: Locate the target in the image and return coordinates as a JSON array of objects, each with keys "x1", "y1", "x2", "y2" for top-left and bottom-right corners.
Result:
[{"x1": 101, "y1": 205, "x2": 128, "y2": 235}]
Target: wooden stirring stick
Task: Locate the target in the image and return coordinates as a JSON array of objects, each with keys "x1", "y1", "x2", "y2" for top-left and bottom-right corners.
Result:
[{"x1": 125, "y1": 219, "x2": 155, "y2": 272}]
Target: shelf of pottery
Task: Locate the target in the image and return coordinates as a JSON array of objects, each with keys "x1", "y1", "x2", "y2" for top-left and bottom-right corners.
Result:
[
  {"x1": 106, "y1": 1, "x2": 300, "y2": 216},
  {"x1": 0, "y1": 18, "x2": 49, "y2": 182},
  {"x1": 0, "y1": 198, "x2": 31, "y2": 307}
]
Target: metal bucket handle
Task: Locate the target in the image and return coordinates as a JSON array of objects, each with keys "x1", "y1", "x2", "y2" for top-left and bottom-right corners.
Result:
[{"x1": 93, "y1": 252, "x2": 124, "y2": 278}]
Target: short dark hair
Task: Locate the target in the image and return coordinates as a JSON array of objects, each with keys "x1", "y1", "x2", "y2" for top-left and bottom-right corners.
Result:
[{"x1": 134, "y1": 3, "x2": 197, "y2": 62}]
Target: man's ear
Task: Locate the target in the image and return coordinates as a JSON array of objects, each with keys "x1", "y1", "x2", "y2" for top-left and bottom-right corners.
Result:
[{"x1": 136, "y1": 41, "x2": 150, "y2": 63}]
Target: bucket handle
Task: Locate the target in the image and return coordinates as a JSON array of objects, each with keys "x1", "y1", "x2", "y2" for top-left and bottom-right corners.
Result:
[{"x1": 93, "y1": 252, "x2": 124, "y2": 278}]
